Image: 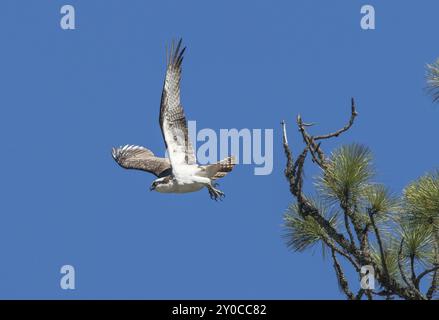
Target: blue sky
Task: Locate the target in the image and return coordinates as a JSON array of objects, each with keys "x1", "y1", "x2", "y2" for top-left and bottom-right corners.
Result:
[{"x1": 0, "y1": 0, "x2": 438, "y2": 299}]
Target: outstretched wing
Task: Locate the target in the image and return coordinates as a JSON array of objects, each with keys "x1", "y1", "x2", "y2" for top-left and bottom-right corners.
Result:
[
  {"x1": 112, "y1": 145, "x2": 171, "y2": 177},
  {"x1": 159, "y1": 39, "x2": 196, "y2": 170}
]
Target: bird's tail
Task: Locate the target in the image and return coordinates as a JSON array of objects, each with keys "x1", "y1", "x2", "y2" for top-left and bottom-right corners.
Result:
[{"x1": 204, "y1": 156, "x2": 236, "y2": 180}]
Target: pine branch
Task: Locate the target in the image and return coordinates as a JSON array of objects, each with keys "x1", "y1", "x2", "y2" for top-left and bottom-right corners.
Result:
[
  {"x1": 426, "y1": 269, "x2": 438, "y2": 300},
  {"x1": 398, "y1": 239, "x2": 413, "y2": 289},
  {"x1": 410, "y1": 255, "x2": 417, "y2": 289},
  {"x1": 343, "y1": 212, "x2": 356, "y2": 247},
  {"x1": 281, "y1": 101, "x2": 426, "y2": 300},
  {"x1": 415, "y1": 265, "x2": 439, "y2": 289},
  {"x1": 282, "y1": 121, "x2": 357, "y2": 256},
  {"x1": 321, "y1": 234, "x2": 360, "y2": 272},
  {"x1": 331, "y1": 249, "x2": 355, "y2": 300},
  {"x1": 368, "y1": 208, "x2": 391, "y2": 285},
  {"x1": 427, "y1": 229, "x2": 439, "y2": 299}
]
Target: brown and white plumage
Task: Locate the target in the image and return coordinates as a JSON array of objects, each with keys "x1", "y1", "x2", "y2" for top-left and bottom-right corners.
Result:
[
  {"x1": 112, "y1": 145, "x2": 171, "y2": 177},
  {"x1": 159, "y1": 39, "x2": 196, "y2": 169},
  {"x1": 111, "y1": 39, "x2": 235, "y2": 200}
]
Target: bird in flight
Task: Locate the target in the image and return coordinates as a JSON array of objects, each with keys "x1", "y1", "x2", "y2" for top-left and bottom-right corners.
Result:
[{"x1": 112, "y1": 39, "x2": 235, "y2": 201}]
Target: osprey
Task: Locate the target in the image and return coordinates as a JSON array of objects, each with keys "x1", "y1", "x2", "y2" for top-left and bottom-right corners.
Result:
[{"x1": 112, "y1": 39, "x2": 235, "y2": 200}]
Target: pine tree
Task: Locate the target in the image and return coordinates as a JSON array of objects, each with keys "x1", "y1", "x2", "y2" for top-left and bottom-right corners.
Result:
[{"x1": 281, "y1": 99, "x2": 438, "y2": 300}]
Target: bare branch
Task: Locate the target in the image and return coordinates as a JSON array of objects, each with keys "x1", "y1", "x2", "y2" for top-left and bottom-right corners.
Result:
[
  {"x1": 314, "y1": 98, "x2": 358, "y2": 141},
  {"x1": 426, "y1": 269, "x2": 438, "y2": 300},
  {"x1": 282, "y1": 120, "x2": 308, "y2": 196},
  {"x1": 355, "y1": 289, "x2": 365, "y2": 300},
  {"x1": 372, "y1": 290, "x2": 394, "y2": 299},
  {"x1": 415, "y1": 265, "x2": 439, "y2": 289},
  {"x1": 331, "y1": 249, "x2": 355, "y2": 300},
  {"x1": 368, "y1": 209, "x2": 391, "y2": 285},
  {"x1": 410, "y1": 255, "x2": 417, "y2": 289},
  {"x1": 297, "y1": 115, "x2": 326, "y2": 168},
  {"x1": 293, "y1": 148, "x2": 307, "y2": 198},
  {"x1": 321, "y1": 235, "x2": 360, "y2": 272},
  {"x1": 281, "y1": 120, "x2": 296, "y2": 194},
  {"x1": 343, "y1": 211, "x2": 356, "y2": 247},
  {"x1": 398, "y1": 239, "x2": 413, "y2": 289},
  {"x1": 397, "y1": 239, "x2": 426, "y2": 299},
  {"x1": 281, "y1": 120, "x2": 289, "y2": 145},
  {"x1": 427, "y1": 228, "x2": 439, "y2": 299}
]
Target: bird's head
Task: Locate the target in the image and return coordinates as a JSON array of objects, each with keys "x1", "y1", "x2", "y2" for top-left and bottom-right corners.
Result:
[{"x1": 150, "y1": 177, "x2": 172, "y2": 192}]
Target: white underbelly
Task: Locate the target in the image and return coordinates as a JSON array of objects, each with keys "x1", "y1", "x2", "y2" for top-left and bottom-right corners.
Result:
[
  {"x1": 174, "y1": 182, "x2": 205, "y2": 193},
  {"x1": 155, "y1": 181, "x2": 206, "y2": 194},
  {"x1": 156, "y1": 166, "x2": 210, "y2": 194}
]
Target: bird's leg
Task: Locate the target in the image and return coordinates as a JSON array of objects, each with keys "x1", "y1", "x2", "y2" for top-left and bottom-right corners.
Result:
[{"x1": 207, "y1": 182, "x2": 225, "y2": 201}]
